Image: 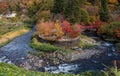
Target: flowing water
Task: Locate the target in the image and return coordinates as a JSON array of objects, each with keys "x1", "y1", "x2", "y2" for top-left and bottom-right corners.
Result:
[
  {"x1": 41, "y1": 42, "x2": 119, "y2": 74},
  {"x1": 0, "y1": 27, "x2": 35, "y2": 64},
  {"x1": 0, "y1": 27, "x2": 120, "y2": 74}
]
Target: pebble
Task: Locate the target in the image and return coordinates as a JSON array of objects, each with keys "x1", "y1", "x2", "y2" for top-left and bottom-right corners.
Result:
[
  {"x1": 24, "y1": 63, "x2": 32, "y2": 70},
  {"x1": 20, "y1": 54, "x2": 44, "y2": 70},
  {"x1": 7, "y1": 61, "x2": 12, "y2": 64}
]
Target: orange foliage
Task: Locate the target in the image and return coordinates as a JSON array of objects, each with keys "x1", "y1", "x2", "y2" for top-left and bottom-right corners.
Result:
[
  {"x1": 0, "y1": 2, "x2": 7, "y2": 9},
  {"x1": 36, "y1": 20, "x2": 80, "y2": 39},
  {"x1": 109, "y1": 0, "x2": 118, "y2": 4},
  {"x1": 36, "y1": 21, "x2": 54, "y2": 36},
  {"x1": 0, "y1": 2, "x2": 7, "y2": 14}
]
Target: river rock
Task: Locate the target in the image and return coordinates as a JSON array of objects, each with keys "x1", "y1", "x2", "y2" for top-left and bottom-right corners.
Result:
[{"x1": 20, "y1": 54, "x2": 44, "y2": 70}]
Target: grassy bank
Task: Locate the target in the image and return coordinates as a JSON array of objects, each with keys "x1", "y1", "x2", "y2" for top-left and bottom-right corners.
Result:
[
  {"x1": 0, "y1": 63, "x2": 109, "y2": 76},
  {"x1": 0, "y1": 28, "x2": 29, "y2": 47},
  {"x1": 1, "y1": 62, "x2": 120, "y2": 76}
]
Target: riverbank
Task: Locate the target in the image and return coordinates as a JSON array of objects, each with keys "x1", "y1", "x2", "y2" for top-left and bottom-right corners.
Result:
[
  {"x1": 1, "y1": 62, "x2": 119, "y2": 76},
  {"x1": 0, "y1": 28, "x2": 30, "y2": 47}
]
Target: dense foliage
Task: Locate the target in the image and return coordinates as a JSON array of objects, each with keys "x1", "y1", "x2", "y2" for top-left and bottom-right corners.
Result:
[
  {"x1": 64, "y1": 0, "x2": 87, "y2": 24},
  {"x1": 36, "y1": 20, "x2": 80, "y2": 40},
  {"x1": 98, "y1": 22, "x2": 120, "y2": 39},
  {"x1": 100, "y1": 0, "x2": 109, "y2": 22}
]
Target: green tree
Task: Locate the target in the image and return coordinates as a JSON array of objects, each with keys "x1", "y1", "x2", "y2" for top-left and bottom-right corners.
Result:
[
  {"x1": 64, "y1": 0, "x2": 85, "y2": 24},
  {"x1": 99, "y1": 0, "x2": 109, "y2": 22},
  {"x1": 80, "y1": 8, "x2": 90, "y2": 25},
  {"x1": 52, "y1": 0, "x2": 65, "y2": 14},
  {"x1": 64, "y1": 0, "x2": 90, "y2": 24}
]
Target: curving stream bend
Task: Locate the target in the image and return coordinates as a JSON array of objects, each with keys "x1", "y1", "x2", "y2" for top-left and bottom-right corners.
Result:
[{"x1": 0, "y1": 27, "x2": 120, "y2": 74}]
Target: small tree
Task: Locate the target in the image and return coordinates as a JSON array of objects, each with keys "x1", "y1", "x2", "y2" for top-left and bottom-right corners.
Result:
[
  {"x1": 99, "y1": 0, "x2": 109, "y2": 22},
  {"x1": 80, "y1": 8, "x2": 90, "y2": 25}
]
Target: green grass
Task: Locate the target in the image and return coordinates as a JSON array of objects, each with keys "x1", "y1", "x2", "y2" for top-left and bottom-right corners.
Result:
[
  {"x1": 30, "y1": 37, "x2": 62, "y2": 52},
  {"x1": 1, "y1": 62, "x2": 120, "y2": 76},
  {"x1": 0, "y1": 18, "x2": 33, "y2": 36},
  {"x1": 0, "y1": 18, "x2": 32, "y2": 48},
  {"x1": 79, "y1": 35, "x2": 98, "y2": 48},
  {"x1": 0, "y1": 62, "x2": 109, "y2": 76}
]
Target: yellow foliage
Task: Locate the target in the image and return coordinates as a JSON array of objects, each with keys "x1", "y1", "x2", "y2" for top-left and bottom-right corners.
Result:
[{"x1": 54, "y1": 20, "x2": 64, "y2": 38}]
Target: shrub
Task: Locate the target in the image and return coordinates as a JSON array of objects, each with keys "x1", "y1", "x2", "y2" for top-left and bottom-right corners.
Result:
[
  {"x1": 98, "y1": 22, "x2": 120, "y2": 38},
  {"x1": 36, "y1": 21, "x2": 54, "y2": 37},
  {"x1": 54, "y1": 21, "x2": 64, "y2": 38},
  {"x1": 70, "y1": 30, "x2": 80, "y2": 38},
  {"x1": 61, "y1": 20, "x2": 72, "y2": 35}
]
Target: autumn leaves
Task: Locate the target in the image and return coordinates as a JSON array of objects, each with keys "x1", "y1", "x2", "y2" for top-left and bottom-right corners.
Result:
[{"x1": 36, "y1": 20, "x2": 80, "y2": 40}]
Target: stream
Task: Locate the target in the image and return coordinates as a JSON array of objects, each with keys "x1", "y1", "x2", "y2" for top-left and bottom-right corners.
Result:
[
  {"x1": 0, "y1": 27, "x2": 35, "y2": 64},
  {"x1": 0, "y1": 27, "x2": 120, "y2": 74}
]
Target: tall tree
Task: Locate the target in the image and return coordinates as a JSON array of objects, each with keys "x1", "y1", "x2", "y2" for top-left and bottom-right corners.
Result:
[
  {"x1": 64, "y1": 0, "x2": 85, "y2": 24},
  {"x1": 52, "y1": 0, "x2": 65, "y2": 14},
  {"x1": 99, "y1": 0, "x2": 109, "y2": 22}
]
